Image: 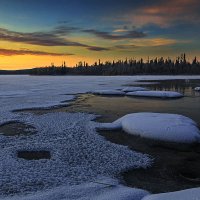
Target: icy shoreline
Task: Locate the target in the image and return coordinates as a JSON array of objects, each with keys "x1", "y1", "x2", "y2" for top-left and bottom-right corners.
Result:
[{"x1": 0, "y1": 75, "x2": 200, "y2": 199}]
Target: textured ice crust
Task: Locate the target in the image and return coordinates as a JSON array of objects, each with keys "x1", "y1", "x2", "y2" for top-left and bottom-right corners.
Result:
[
  {"x1": 1, "y1": 179, "x2": 149, "y2": 200},
  {"x1": 99, "y1": 113, "x2": 200, "y2": 143},
  {"x1": 0, "y1": 112, "x2": 151, "y2": 196}
]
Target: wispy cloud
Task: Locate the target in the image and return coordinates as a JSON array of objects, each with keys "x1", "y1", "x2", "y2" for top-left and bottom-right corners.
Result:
[
  {"x1": 0, "y1": 27, "x2": 108, "y2": 52},
  {"x1": 122, "y1": 0, "x2": 200, "y2": 27},
  {"x1": 83, "y1": 29, "x2": 146, "y2": 40},
  {"x1": 0, "y1": 48, "x2": 74, "y2": 56},
  {"x1": 107, "y1": 38, "x2": 180, "y2": 52},
  {"x1": 87, "y1": 46, "x2": 110, "y2": 51},
  {"x1": 0, "y1": 27, "x2": 84, "y2": 46},
  {"x1": 111, "y1": 44, "x2": 138, "y2": 51},
  {"x1": 52, "y1": 25, "x2": 79, "y2": 36},
  {"x1": 133, "y1": 38, "x2": 179, "y2": 47}
]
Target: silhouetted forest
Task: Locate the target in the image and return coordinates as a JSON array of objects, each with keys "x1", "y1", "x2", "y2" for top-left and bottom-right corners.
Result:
[
  {"x1": 1, "y1": 54, "x2": 200, "y2": 75},
  {"x1": 30, "y1": 54, "x2": 200, "y2": 75}
]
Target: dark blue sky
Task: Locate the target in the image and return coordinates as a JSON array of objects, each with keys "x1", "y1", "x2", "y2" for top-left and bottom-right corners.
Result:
[{"x1": 0, "y1": 0, "x2": 200, "y2": 69}]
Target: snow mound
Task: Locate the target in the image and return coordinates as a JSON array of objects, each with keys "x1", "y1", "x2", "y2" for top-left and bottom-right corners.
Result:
[
  {"x1": 122, "y1": 87, "x2": 149, "y2": 92},
  {"x1": 194, "y1": 87, "x2": 200, "y2": 91},
  {"x1": 91, "y1": 90, "x2": 125, "y2": 96},
  {"x1": 142, "y1": 187, "x2": 200, "y2": 200},
  {"x1": 126, "y1": 91, "x2": 183, "y2": 98},
  {"x1": 99, "y1": 113, "x2": 200, "y2": 143},
  {"x1": 1, "y1": 179, "x2": 149, "y2": 200}
]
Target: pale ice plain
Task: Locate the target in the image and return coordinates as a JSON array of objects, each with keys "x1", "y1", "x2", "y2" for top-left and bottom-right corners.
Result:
[{"x1": 0, "y1": 75, "x2": 200, "y2": 200}]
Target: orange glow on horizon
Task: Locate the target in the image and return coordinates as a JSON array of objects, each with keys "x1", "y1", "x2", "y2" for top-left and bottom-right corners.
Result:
[
  {"x1": 0, "y1": 53, "x2": 199, "y2": 70},
  {"x1": 0, "y1": 55, "x2": 93, "y2": 70}
]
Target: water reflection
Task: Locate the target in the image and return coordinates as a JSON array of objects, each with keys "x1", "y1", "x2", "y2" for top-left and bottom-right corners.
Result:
[
  {"x1": 67, "y1": 79, "x2": 200, "y2": 125},
  {"x1": 140, "y1": 79, "x2": 200, "y2": 96},
  {"x1": 20, "y1": 79, "x2": 200, "y2": 127}
]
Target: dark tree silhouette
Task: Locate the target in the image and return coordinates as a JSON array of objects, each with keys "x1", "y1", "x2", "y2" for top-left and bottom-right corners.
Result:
[{"x1": 1, "y1": 54, "x2": 200, "y2": 75}]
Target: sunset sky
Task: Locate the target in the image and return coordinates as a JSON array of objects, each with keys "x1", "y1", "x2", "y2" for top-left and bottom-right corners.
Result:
[{"x1": 0, "y1": 0, "x2": 200, "y2": 70}]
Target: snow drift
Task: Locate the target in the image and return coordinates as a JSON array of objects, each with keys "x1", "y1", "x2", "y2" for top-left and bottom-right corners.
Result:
[
  {"x1": 126, "y1": 91, "x2": 183, "y2": 98},
  {"x1": 99, "y1": 113, "x2": 200, "y2": 143},
  {"x1": 142, "y1": 187, "x2": 200, "y2": 200}
]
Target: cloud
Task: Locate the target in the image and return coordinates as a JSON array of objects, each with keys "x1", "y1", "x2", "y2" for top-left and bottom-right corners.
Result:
[
  {"x1": 122, "y1": 0, "x2": 200, "y2": 27},
  {"x1": 0, "y1": 48, "x2": 74, "y2": 56},
  {"x1": 0, "y1": 27, "x2": 108, "y2": 52},
  {"x1": 53, "y1": 25, "x2": 79, "y2": 36},
  {"x1": 130, "y1": 38, "x2": 180, "y2": 47},
  {"x1": 111, "y1": 44, "x2": 138, "y2": 51},
  {"x1": 0, "y1": 27, "x2": 87, "y2": 46},
  {"x1": 83, "y1": 29, "x2": 146, "y2": 40},
  {"x1": 87, "y1": 46, "x2": 110, "y2": 51},
  {"x1": 108, "y1": 37, "x2": 185, "y2": 52}
]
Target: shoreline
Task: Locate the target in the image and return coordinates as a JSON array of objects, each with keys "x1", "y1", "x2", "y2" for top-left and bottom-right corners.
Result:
[{"x1": 2, "y1": 85, "x2": 200, "y2": 193}]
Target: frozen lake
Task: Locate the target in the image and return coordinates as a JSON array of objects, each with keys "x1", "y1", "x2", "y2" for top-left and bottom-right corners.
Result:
[{"x1": 0, "y1": 75, "x2": 200, "y2": 200}]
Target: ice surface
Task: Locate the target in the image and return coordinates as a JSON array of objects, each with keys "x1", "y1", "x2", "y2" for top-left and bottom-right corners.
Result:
[
  {"x1": 91, "y1": 90, "x2": 125, "y2": 95},
  {"x1": 122, "y1": 87, "x2": 149, "y2": 92},
  {"x1": 0, "y1": 75, "x2": 200, "y2": 198},
  {"x1": 0, "y1": 75, "x2": 199, "y2": 122},
  {"x1": 142, "y1": 187, "x2": 200, "y2": 200},
  {"x1": 99, "y1": 113, "x2": 200, "y2": 143},
  {"x1": 0, "y1": 112, "x2": 151, "y2": 196},
  {"x1": 126, "y1": 91, "x2": 183, "y2": 98},
  {"x1": 1, "y1": 179, "x2": 149, "y2": 200}
]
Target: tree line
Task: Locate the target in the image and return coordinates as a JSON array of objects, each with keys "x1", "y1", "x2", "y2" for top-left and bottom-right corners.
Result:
[
  {"x1": 1, "y1": 54, "x2": 200, "y2": 75},
  {"x1": 30, "y1": 54, "x2": 200, "y2": 75}
]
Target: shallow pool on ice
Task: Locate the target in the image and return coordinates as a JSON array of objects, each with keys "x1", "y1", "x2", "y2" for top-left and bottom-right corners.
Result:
[{"x1": 99, "y1": 113, "x2": 200, "y2": 143}]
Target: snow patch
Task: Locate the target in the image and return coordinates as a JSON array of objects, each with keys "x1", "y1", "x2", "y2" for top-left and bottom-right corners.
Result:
[
  {"x1": 99, "y1": 113, "x2": 200, "y2": 143},
  {"x1": 142, "y1": 187, "x2": 200, "y2": 200},
  {"x1": 1, "y1": 179, "x2": 149, "y2": 200},
  {"x1": 122, "y1": 87, "x2": 149, "y2": 92},
  {"x1": 126, "y1": 91, "x2": 183, "y2": 98}
]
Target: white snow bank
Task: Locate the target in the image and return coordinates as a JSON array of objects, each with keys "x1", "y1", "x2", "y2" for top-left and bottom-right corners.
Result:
[
  {"x1": 142, "y1": 187, "x2": 200, "y2": 200},
  {"x1": 194, "y1": 87, "x2": 200, "y2": 91},
  {"x1": 122, "y1": 87, "x2": 149, "y2": 92},
  {"x1": 126, "y1": 91, "x2": 183, "y2": 98},
  {"x1": 2, "y1": 180, "x2": 149, "y2": 200},
  {"x1": 99, "y1": 113, "x2": 200, "y2": 143},
  {"x1": 91, "y1": 90, "x2": 125, "y2": 95}
]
